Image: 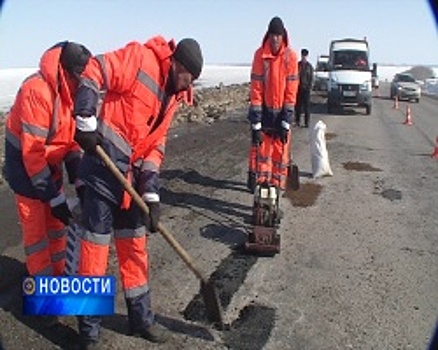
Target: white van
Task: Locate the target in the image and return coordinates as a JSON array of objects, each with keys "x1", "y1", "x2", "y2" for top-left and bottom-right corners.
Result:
[{"x1": 327, "y1": 38, "x2": 373, "y2": 115}]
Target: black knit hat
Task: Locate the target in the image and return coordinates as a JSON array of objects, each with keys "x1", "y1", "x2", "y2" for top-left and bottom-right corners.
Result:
[
  {"x1": 268, "y1": 16, "x2": 285, "y2": 36},
  {"x1": 173, "y1": 38, "x2": 203, "y2": 80},
  {"x1": 60, "y1": 42, "x2": 91, "y2": 76}
]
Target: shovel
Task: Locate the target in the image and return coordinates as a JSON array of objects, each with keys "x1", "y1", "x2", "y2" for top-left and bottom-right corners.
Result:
[
  {"x1": 283, "y1": 142, "x2": 300, "y2": 191},
  {"x1": 287, "y1": 162, "x2": 300, "y2": 191},
  {"x1": 95, "y1": 145, "x2": 224, "y2": 329}
]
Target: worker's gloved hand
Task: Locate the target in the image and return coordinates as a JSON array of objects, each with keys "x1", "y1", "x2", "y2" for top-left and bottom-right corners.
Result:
[
  {"x1": 50, "y1": 193, "x2": 72, "y2": 225},
  {"x1": 277, "y1": 126, "x2": 289, "y2": 144},
  {"x1": 75, "y1": 129, "x2": 98, "y2": 154},
  {"x1": 74, "y1": 115, "x2": 98, "y2": 153},
  {"x1": 144, "y1": 202, "x2": 160, "y2": 234},
  {"x1": 251, "y1": 129, "x2": 263, "y2": 145}
]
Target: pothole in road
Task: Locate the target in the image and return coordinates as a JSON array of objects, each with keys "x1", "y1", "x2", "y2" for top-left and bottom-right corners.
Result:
[
  {"x1": 284, "y1": 182, "x2": 322, "y2": 207},
  {"x1": 183, "y1": 251, "x2": 258, "y2": 323},
  {"x1": 222, "y1": 303, "x2": 275, "y2": 350},
  {"x1": 343, "y1": 161, "x2": 382, "y2": 172},
  {"x1": 183, "y1": 251, "x2": 275, "y2": 349}
]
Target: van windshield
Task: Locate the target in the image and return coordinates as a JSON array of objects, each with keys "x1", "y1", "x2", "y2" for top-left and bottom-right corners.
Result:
[{"x1": 333, "y1": 50, "x2": 369, "y2": 70}]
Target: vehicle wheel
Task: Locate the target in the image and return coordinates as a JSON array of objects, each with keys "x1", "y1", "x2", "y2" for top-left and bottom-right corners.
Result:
[
  {"x1": 365, "y1": 104, "x2": 371, "y2": 115},
  {"x1": 415, "y1": 98, "x2": 419, "y2": 103}
]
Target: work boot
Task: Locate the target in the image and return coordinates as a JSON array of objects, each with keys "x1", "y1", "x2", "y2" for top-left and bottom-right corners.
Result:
[
  {"x1": 77, "y1": 316, "x2": 101, "y2": 350},
  {"x1": 247, "y1": 171, "x2": 256, "y2": 193},
  {"x1": 133, "y1": 323, "x2": 170, "y2": 344},
  {"x1": 126, "y1": 290, "x2": 169, "y2": 343}
]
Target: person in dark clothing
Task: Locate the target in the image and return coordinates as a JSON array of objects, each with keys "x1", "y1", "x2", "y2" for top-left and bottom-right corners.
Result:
[{"x1": 295, "y1": 48, "x2": 314, "y2": 128}]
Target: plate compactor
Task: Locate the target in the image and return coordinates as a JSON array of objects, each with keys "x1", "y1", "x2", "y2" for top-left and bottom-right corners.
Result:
[
  {"x1": 244, "y1": 142, "x2": 299, "y2": 255},
  {"x1": 245, "y1": 181, "x2": 282, "y2": 254}
]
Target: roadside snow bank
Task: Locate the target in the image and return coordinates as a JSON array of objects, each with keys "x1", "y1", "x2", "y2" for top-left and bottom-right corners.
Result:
[{"x1": 0, "y1": 68, "x2": 36, "y2": 112}]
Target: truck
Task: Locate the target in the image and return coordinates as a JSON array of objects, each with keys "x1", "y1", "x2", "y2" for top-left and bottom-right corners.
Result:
[
  {"x1": 313, "y1": 55, "x2": 329, "y2": 91},
  {"x1": 326, "y1": 38, "x2": 375, "y2": 115}
]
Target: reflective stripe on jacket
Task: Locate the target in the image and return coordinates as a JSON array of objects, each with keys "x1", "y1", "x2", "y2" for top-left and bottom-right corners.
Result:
[
  {"x1": 75, "y1": 36, "x2": 191, "y2": 204},
  {"x1": 248, "y1": 28, "x2": 299, "y2": 130},
  {"x1": 3, "y1": 44, "x2": 81, "y2": 201}
]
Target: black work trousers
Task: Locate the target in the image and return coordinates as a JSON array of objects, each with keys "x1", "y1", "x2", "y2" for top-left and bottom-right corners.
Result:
[{"x1": 295, "y1": 88, "x2": 311, "y2": 127}]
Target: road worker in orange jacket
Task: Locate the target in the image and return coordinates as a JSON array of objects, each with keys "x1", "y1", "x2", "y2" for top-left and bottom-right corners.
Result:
[
  {"x1": 3, "y1": 41, "x2": 91, "y2": 277},
  {"x1": 247, "y1": 16, "x2": 299, "y2": 192},
  {"x1": 72, "y1": 36, "x2": 203, "y2": 348}
]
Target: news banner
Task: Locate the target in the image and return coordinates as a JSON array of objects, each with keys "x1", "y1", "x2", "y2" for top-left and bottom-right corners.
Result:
[{"x1": 22, "y1": 276, "x2": 115, "y2": 315}]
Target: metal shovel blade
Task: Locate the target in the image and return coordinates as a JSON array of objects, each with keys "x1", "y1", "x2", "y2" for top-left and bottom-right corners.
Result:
[{"x1": 287, "y1": 163, "x2": 300, "y2": 191}]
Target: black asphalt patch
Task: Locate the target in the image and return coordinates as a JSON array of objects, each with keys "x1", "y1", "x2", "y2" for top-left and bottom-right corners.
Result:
[
  {"x1": 183, "y1": 251, "x2": 258, "y2": 325},
  {"x1": 222, "y1": 303, "x2": 275, "y2": 350}
]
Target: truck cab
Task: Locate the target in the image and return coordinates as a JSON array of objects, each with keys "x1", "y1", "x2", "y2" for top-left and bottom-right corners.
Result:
[
  {"x1": 327, "y1": 38, "x2": 372, "y2": 115},
  {"x1": 313, "y1": 55, "x2": 329, "y2": 92}
]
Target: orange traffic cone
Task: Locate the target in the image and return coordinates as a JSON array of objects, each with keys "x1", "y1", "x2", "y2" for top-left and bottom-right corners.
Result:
[
  {"x1": 432, "y1": 136, "x2": 438, "y2": 159},
  {"x1": 403, "y1": 104, "x2": 412, "y2": 125},
  {"x1": 393, "y1": 95, "x2": 398, "y2": 109}
]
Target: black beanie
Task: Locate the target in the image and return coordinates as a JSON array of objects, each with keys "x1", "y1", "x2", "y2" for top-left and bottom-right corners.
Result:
[
  {"x1": 60, "y1": 42, "x2": 92, "y2": 76},
  {"x1": 173, "y1": 38, "x2": 203, "y2": 80},
  {"x1": 268, "y1": 16, "x2": 285, "y2": 36}
]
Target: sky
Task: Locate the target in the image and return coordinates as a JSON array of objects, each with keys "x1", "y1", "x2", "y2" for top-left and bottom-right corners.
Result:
[{"x1": 0, "y1": 0, "x2": 437, "y2": 69}]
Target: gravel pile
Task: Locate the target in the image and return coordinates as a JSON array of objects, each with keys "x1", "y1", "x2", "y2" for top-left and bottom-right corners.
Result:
[{"x1": 173, "y1": 82, "x2": 249, "y2": 125}]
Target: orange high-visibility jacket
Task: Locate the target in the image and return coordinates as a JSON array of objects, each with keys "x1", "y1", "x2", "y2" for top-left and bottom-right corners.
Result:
[
  {"x1": 4, "y1": 43, "x2": 82, "y2": 201},
  {"x1": 248, "y1": 29, "x2": 299, "y2": 131},
  {"x1": 75, "y1": 36, "x2": 191, "y2": 203}
]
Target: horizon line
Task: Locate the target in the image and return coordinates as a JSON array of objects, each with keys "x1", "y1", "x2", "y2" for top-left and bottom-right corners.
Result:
[{"x1": 1, "y1": 62, "x2": 438, "y2": 71}]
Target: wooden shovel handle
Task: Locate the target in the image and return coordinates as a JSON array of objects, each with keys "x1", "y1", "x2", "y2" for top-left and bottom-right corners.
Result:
[{"x1": 95, "y1": 145, "x2": 206, "y2": 282}]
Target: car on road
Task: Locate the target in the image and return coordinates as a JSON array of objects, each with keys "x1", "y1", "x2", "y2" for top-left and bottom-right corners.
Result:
[{"x1": 390, "y1": 73, "x2": 421, "y2": 102}]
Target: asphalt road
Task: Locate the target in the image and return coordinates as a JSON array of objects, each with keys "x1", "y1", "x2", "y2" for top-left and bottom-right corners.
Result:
[{"x1": 0, "y1": 85, "x2": 437, "y2": 349}]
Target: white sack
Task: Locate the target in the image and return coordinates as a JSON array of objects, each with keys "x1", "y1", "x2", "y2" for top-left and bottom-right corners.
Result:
[{"x1": 310, "y1": 120, "x2": 333, "y2": 178}]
